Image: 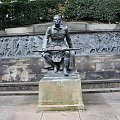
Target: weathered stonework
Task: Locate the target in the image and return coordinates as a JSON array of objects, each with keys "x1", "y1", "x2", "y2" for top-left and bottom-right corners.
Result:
[
  {"x1": 0, "y1": 58, "x2": 45, "y2": 82},
  {"x1": 0, "y1": 31, "x2": 120, "y2": 82},
  {"x1": 38, "y1": 71, "x2": 84, "y2": 111},
  {"x1": 76, "y1": 55, "x2": 120, "y2": 80},
  {"x1": 0, "y1": 32, "x2": 120, "y2": 59}
]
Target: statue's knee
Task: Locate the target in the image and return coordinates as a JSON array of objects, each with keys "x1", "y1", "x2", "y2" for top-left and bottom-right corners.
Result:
[
  {"x1": 64, "y1": 51, "x2": 70, "y2": 57},
  {"x1": 70, "y1": 51, "x2": 75, "y2": 56},
  {"x1": 43, "y1": 53, "x2": 49, "y2": 57}
]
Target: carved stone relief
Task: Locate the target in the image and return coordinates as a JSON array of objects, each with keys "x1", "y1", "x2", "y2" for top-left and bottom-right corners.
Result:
[
  {"x1": 0, "y1": 32, "x2": 120, "y2": 59},
  {"x1": 72, "y1": 32, "x2": 120, "y2": 55},
  {"x1": 0, "y1": 35, "x2": 44, "y2": 58}
]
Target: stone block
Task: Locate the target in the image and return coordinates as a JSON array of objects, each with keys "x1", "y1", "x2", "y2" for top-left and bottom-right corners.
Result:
[
  {"x1": 78, "y1": 62, "x2": 95, "y2": 72},
  {"x1": 103, "y1": 71, "x2": 116, "y2": 79},
  {"x1": 0, "y1": 58, "x2": 44, "y2": 82},
  {"x1": 103, "y1": 62, "x2": 114, "y2": 70},
  {"x1": 88, "y1": 23, "x2": 116, "y2": 31},
  {"x1": 96, "y1": 62, "x2": 104, "y2": 71},
  {"x1": 115, "y1": 22, "x2": 120, "y2": 30},
  {"x1": 0, "y1": 30, "x2": 6, "y2": 35},
  {"x1": 96, "y1": 62, "x2": 114, "y2": 72},
  {"x1": 38, "y1": 71, "x2": 84, "y2": 111},
  {"x1": 33, "y1": 23, "x2": 52, "y2": 33},
  {"x1": 114, "y1": 62, "x2": 120, "y2": 70},
  {"x1": 67, "y1": 22, "x2": 88, "y2": 32},
  {"x1": 5, "y1": 26, "x2": 33, "y2": 35},
  {"x1": 86, "y1": 71, "x2": 104, "y2": 80},
  {"x1": 115, "y1": 71, "x2": 120, "y2": 78},
  {"x1": 87, "y1": 70, "x2": 116, "y2": 80},
  {"x1": 79, "y1": 72, "x2": 86, "y2": 80}
]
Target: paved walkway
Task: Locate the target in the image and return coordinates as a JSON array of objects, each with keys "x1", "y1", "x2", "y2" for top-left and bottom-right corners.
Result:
[{"x1": 0, "y1": 93, "x2": 120, "y2": 120}]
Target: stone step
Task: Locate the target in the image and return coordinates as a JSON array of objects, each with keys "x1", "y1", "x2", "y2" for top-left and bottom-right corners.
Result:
[
  {"x1": 83, "y1": 88, "x2": 120, "y2": 93},
  {"x1": 0, "y1": 87, "x2": 120, "y2": 95},
  {"x1": 82, "y1": 79, "x2": 120, "y2": 89},
  {"x1": 0, "y1": 79, "x2": 120, "y2": 95},
  {"x1": 0, "y1": 82, "x2": 38, "y2": 91},
  {"x1": 82, "y1": 79, "x2": 120, "y2": 84},
  {"x1": 1, "y1": 79, "x2": 120, "y2": 86},
  {"x1": 0, "y1": 79, "x2": 120, "y2": 91},
  {"x1": 0, "y1": 91, "x2": 38, "y2": 96}
]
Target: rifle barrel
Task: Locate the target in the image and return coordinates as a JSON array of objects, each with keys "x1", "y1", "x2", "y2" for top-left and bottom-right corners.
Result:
[{"x1": 33, "y1": 48, "x2": 80, "y2": 52}]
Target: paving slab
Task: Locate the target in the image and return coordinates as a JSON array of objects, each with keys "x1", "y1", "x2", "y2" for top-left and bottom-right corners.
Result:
[
  {"x1": 41, "y1": 111, "x2": 80, "y2": 120},
  {"x1": 0, "y1": 93, "x2": 120, "y2": 120},
  {"x1": 79, "y1": 105, "x2": 117, "y2": 120},
  {"x1": 14, "y1": 112, "x2": 42, "y2": 120},
  {"x1": 0, "y1": 106, "x2": 15, "y2": 120},
  {"x1": 0, "y1": 96, "x2": 25, "y2": 120},
  {"x1": 82, "y1": 93, "x2": 106, "y2": 105},
  {"x1": 0, "y1": 96, "x2": 25, "y2": 106},
  {"x1": 79, "y1": 93, "x2": 118, "y2": 120},
  {"x1": 101, "y1": 92, "x2": 120, "y2": 120}
]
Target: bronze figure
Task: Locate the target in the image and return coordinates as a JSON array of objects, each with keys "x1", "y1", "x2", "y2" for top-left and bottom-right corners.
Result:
[{"x1": 42, "y1": 15, "x2": 75, "y2": 76}]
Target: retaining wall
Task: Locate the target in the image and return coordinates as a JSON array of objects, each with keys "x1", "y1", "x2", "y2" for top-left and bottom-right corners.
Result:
[
  {"x1": 0, "y1": 29, "x2": 120, "y2": 82},
  {"x1": 0, "y1": 22, "x2": 120, "y2": 82}
]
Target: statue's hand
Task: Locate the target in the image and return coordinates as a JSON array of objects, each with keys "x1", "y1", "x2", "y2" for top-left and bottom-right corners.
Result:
[
  {"x1": 70, "y1": 50, "x2": 76, "y2": 55},
  {"x1": 41, "y1": 52, "x2": 45, "y2": 57},
  {"x1": 41, "y1": 48, "x2": 46, "y2": 57}
]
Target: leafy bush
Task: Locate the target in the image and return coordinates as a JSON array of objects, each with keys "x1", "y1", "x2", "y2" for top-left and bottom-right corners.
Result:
[
  {"x1": 64, "y1": 0, "x2": 120, "y2": 23},
  {"x1": 0, "y1": 0, "x2": 120, "y2": 30}
]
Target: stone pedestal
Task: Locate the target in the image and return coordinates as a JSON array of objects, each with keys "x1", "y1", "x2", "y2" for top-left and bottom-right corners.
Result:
[{"x1": 38, "y1": 71, "x2": 84, "y2": 111}]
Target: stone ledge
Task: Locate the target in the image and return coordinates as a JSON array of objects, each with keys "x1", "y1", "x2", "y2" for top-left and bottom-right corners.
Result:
[
  {"x1": 5, "y1": 26, "x2": 33, "y2": 35},
  {"x1": 33, "y1": 22, "x2": 52, "y2": 33},
  {"x1": 0, "y1": 30, "x2": 6, "y2": 35},
  {"x1": 88, "y1": 23, "x2": 116, "y2": 31},
  {"x1": 4, "y1": 22, "x2": 120, "y2": 35},
  {"x1": 66, "y1": 22, "x2": 88, "y2": 32}
]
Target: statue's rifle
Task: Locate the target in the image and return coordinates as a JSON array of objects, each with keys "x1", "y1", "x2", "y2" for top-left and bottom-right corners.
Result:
[{"x1": 33, "y1": 48, "x2": 80, "y2": 53}]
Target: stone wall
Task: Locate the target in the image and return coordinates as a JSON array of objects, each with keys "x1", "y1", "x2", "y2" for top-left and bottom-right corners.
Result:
[
  {"x1": 0, "y1": 32, "x2": 120, "y2": 59},
  {"x1": 1, "y1": 55, "x2": 120, "y2": 82},
  {"x1": 76, "y1": 55, "x2": 120, "y2": 80},
  {"x1": 0, "y1": 23, "x2": 120, "y2": 82},
  {"x1": 0, "y1": 58, "x2": 45, "y2": 82},
  {"x1": 0, "y1": 31, "x2": 119, "y2": 82}
]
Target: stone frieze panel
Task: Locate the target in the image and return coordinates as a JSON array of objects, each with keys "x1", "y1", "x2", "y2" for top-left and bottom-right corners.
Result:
[
  {"x1": 72, "y1": 32, "x2": 120, "y2": 55},
  {"x1": 0, "y1": 35, "x2": 44, "y2": 58},
  {"x1": 0, "y1": 32, "x2": 120, "y2": 58}
]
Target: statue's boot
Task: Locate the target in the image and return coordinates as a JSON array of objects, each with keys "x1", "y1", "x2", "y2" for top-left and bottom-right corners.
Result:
[
  {"x1": 44, "y1": 54, "x2": 58, "y2": 72},
  {"x1": 54, "y1": 65, "x2": 58, "y2": 73},
  {"x1": 63, "y1": 67, "x2": 68, "y2": 76}
]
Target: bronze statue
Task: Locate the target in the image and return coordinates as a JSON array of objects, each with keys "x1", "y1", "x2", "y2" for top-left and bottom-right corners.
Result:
[{"x1": 42, "y1": 15, "x2": 75, "y2": 76}]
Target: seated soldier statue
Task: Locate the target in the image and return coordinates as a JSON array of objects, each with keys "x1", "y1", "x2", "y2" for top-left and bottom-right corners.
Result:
[{"x1": 42, "y1": 15, "x2": 75, "y2": 76}]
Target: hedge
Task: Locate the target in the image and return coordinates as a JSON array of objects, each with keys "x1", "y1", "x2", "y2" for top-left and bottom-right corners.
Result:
[
  {"x1": 0, "y1": 0, "x2": 120, "y2": 30},
  {"x1": 64, "y1": 0, "x2": 120, "y2": 23}
]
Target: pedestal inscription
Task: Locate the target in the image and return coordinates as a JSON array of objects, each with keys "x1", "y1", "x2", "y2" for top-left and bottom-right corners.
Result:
[{"x1": 38, "y1": 71, "x2": 84, "y2": 111}]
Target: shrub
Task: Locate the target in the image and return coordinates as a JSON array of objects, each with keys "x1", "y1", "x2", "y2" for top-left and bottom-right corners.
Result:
[
  {"x1": 0, "y1": 0, "x2": 120, "y2": 30},
  {"x1": 64, "y1": 0, "x2": 120, "y2": 23}
]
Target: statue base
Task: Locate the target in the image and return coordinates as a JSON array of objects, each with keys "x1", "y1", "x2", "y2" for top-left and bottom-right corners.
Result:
[{"x1": 38, "y1": 71, "x2": 84, "y2": 111}]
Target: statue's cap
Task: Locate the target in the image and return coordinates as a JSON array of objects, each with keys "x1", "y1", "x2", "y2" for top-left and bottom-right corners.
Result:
[{"x1": 54, "y1": 15, "x2": 61, "y2": 19}]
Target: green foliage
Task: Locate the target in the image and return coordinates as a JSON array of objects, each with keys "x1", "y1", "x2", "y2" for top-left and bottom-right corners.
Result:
[
  {"x1": 64, "y1": 0, "x2": 120, "y2": 23},
  {"x1": 0, "y1": 0, "x2": 120, "y2": 30}
]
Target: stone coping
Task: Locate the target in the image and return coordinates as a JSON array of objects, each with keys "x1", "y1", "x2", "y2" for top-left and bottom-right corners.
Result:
[
  {"x1": 0, "y1": 22, "x2": 119, "y2": 35},
  {"x1": 0, "y1": 29, "x2": 120, "y2": 37}
]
